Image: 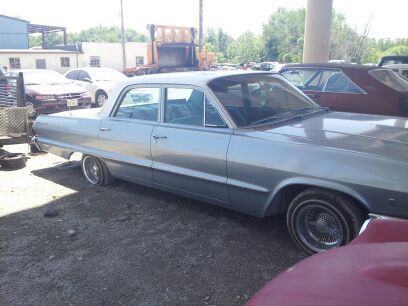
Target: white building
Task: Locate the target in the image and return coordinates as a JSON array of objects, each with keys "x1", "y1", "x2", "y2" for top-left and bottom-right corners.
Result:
[{"x1": 0, "y1": 42, "x2": 147, "y2": 73}]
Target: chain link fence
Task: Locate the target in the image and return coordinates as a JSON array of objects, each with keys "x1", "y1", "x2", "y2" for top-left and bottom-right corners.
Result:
[{"x1": 0, "y1": 72, "x2": 29, "y2": 145}]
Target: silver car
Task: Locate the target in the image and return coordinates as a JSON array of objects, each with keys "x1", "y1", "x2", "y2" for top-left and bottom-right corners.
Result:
[{"x1": 33, "y1": 71, "x2": 408, "y2": 254}]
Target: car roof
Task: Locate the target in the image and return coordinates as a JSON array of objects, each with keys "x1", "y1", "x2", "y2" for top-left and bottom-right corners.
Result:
[
  {"x1": 116, "y1": 70, "x2": 274, "y2": 87},
  {"x1": 279, "y1": 63, "x2": 381, "y2": 72}
]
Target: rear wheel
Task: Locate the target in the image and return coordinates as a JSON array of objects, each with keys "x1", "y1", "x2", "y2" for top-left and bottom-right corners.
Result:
[
  {"x1": 287, "y1": 188, "x2": 364, "y2": 254},
  {"x1": 81, "y1": 155, "x2": 114, "y2": 186}
]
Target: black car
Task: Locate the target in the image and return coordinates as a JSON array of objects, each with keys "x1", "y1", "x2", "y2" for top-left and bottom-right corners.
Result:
[{"x1": 378, "y1": 55, "x2": 408, "y2": 66}]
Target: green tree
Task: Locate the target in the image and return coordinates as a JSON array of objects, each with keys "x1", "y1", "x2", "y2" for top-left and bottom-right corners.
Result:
[
  {"x1": 262, "y1": 8, "x2": 305, "y2": 62},
  {"x1": 204, "y1": 28, "x2": 233, "y2": 54},
  {"x1": 227, "y1": 31, "x2": 263, "y2": 63}
]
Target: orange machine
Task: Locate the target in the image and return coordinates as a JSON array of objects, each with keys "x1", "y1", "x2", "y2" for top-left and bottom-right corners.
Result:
[{"x1": 124, "y1": 24, "x2": 216, "y2": 76}]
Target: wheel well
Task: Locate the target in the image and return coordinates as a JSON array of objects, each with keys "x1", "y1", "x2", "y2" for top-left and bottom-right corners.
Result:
[{"x1": 267, "y1": 184, "x2": 369, "y2": 217}]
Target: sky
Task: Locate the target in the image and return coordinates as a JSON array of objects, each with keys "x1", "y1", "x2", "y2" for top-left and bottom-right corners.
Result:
[{"x1": 2, "y1": 0, "x2": 407, "y2": 39}]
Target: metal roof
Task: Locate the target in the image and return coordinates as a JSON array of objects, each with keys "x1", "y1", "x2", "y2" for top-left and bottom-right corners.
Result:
[
  {"x1": 0, "y1": 14, "x2": 28, "y2": 23},
  {"x1": 27, "y1": 23, "x2": 66, "y2": 34}
]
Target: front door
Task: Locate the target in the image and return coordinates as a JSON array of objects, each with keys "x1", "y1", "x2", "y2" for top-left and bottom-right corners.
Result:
[
  {"x1": 97, "y1": 86, "x2": 161, "y2": 183},
  {"x1": 151, "y1": 86, "x2": 232, "y2": 203}
]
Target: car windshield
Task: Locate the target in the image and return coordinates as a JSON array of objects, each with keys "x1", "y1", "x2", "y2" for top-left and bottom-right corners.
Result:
[
  {"x1": 23, "y1": 70, "x2": 71, "y2": 85},
  {"x1": 208, "y1": 74, "x2": 320, "y2": 127},
  {"x1": 91, "y1": 69, "x2": 127, "y2": 82},
  {"x1": 369, "y1": 69, "x2": 408, "y2": 92}
]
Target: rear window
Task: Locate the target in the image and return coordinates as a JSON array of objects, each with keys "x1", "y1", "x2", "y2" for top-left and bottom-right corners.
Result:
[{"x1": 369, "y1": 69, "x2": 408, "y2": 92}]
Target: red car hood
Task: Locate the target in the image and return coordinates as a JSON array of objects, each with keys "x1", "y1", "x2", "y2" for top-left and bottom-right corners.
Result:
[
  {"x1": 26, "y1": 83, "x2": 86, "y2": 95},
  {"x1": 246, "y1": 220, "x2": 408, "y2": 306}
]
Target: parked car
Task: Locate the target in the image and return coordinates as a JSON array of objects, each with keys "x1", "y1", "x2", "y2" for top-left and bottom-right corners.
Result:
[
  {"x1": 279, "y1": 63, "x2": 408, "y2": 117},
  {"x1": 6, "y1": 69, "x2": 91, "y2": 118},
  {"x1": 213, "y1": 63, "x2": 239, "y2": 71},
  {"x1": 33, "y1": 71, "x2": 408, "y2": 254},
  {"x1": 384, "y1": 64, "x2": 408, "y2": 79},
  {"x1": 64, "y1": 67, "x2": 127, "y2": 107},
  {"x1": 258, "y1": 62, "x2": 279, "y2": 71},
  {"x1": 246, "y1": 218, "x2": 408, "y2": 306},
  {"x1": 378, "y1": 55, "x2": 408, "y2": 66}
]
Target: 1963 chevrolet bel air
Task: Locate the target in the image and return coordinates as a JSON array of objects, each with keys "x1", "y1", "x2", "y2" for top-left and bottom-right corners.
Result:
[{"x1": 33, "y1": 71, "x2": 408, "y2": 253}]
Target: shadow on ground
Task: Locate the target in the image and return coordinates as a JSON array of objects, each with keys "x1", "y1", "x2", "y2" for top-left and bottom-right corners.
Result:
[{"x1": 0, "y1": 160, "x2": 307, "y2": 306}]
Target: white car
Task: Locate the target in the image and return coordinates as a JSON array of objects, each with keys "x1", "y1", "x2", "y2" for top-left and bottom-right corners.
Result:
[
  {"x1": 64, "y1": 68, "x2": 127, "y2": 106},
  {"x1": 384, "y1": 64, "x2": 408, "y2": 79}
]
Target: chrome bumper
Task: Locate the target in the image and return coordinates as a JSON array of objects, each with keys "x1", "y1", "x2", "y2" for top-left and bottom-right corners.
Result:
[
  {"x1": 359, "y1": 213, "x2": 398, "y2": 235},
  {"x1": 30, "y1": 135, "x2": 44, "y2": 152}
]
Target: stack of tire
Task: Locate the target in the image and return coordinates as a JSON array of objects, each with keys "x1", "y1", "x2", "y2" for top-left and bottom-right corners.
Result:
[{"x1": 0, "y1": 149, "x2": 26, "y2": 170}]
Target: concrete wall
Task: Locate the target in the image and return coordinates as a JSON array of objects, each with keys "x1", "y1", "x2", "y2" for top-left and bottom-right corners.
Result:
[
  {"x1": 79, "y1": 42, "x2": 147, "y2": 71},
  {"x1": 0, "y1": 16, "x2": 29, "y2": 49},
  {"x1": 0, "y1": 42, "x2": 147, "y2": 73},
  {"x1": 0, "y1": 50, "x2": 79, "y2": 73}
]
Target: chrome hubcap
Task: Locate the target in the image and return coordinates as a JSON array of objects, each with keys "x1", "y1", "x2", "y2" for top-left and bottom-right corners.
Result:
[
  {"x1": 296, "y1": 203, "x2": 344, "y2": 252},
  {"x1": 83, "y1": 156, "x2": 101, "y2": 184},
  {"x1": 97, "y1": 94, "x2": 106, "y2": 106}
]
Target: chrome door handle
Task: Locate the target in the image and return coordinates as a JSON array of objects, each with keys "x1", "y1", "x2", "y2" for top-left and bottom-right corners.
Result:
[
  {"x1": 99, "y1": 127, "x2": 111, "y2": 131},
  {"x1": 152, "y1": 135, "x2": 167, "y2": 139}
]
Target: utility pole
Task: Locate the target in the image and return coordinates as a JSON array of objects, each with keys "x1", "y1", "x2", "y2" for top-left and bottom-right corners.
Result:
[
  {"x1": 199, "y1": 0, "x2": 203, "y2": 52},
  {"x1": 303, "y1": 0, "x2": 333, "y2": 63},
  {"x1": 120, "y1": 0, "x2": 127, "y2": 69}
]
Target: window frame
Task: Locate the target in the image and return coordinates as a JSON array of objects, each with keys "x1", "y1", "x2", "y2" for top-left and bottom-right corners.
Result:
[
  {"x1": 90, "y1": 56, "x2": 101, "y2": 67},
  {"x1": 9, "y1": 57, "x2": 21, "y2": 69},
  {"x1": 60, "y1": 57, "x2": 70, "y2": 68},
  {"x1": 161, "y1": 84, "x2": 230, "y2": 129},
  {"x1": 110, "y1": 84, "x2": 162, "y2": 123},
  {"x1": 135, "y1": 56, "x2": 144, "y2": 65}
]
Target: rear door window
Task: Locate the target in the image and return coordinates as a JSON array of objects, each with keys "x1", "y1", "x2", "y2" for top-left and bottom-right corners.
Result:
[
  {"x1": 281, "y1": 69, "x2": 330, "y2": 91},
  {"x1": 324, "y1": 71, "x2": 364, "y2": 94},
  {"x1": 164, "y1": 88, "x2": 204, "y2": 126}
]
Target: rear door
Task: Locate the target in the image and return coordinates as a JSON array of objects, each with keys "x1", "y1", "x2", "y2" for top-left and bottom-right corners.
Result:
[
  {"x1": 151, "y1": 86, "x2": 232, "y2": 203},
  {"x1": 97, "y1": 85, "x2": 160, "y2": 183}
]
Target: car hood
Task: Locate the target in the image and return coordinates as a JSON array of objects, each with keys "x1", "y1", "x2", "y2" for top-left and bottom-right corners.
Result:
[
  {"x1": 26, "y1": 83, "x2": 86, "y2": 95},
  {"x1": 254, "y1": 111, "x2": 408, "y2": 162}
]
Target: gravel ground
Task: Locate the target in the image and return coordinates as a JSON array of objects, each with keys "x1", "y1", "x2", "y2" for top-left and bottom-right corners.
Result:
[{"x1": 0, "y1": 144, "x2": 307, "y2": 306}]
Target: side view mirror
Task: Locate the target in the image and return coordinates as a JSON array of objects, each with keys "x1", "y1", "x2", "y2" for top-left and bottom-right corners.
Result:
[{"x1": 83, "y1": 77, "x2": 93, "y2": 83}]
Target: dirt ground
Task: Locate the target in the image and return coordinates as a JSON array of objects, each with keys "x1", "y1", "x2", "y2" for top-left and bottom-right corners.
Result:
[{"x1": 0, "y1": 144, "x2": 306, "y2": 306}]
